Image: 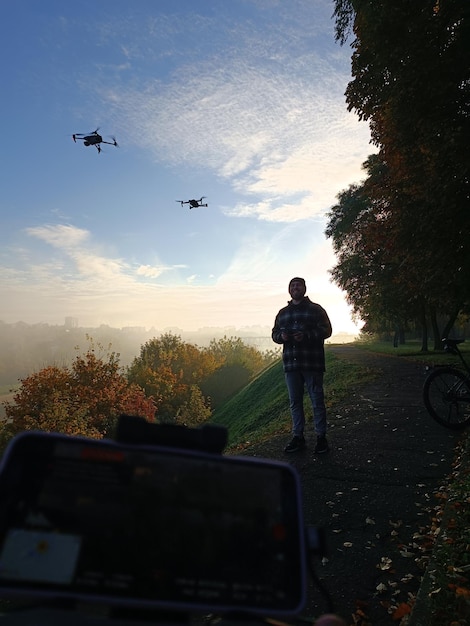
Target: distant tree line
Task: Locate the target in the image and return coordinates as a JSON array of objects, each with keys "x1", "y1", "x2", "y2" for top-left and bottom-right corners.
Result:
[
  {"x1": 0, "y1": 333, "x2": 278, "y2": 453},
  {"x1": 0, "y1": 321, "x2": 153, "y2": 388},
  {"x1": 328, "y1": 1, "x2": 469, "y2": 350},
  {"x1": 0, "y1": 321, "x2": 277, "y2": 388}
]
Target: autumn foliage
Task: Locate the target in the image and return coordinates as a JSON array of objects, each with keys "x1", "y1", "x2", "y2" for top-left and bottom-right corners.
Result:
[
  {"x1": 329, "y1": 1, "x2": 469, "y2": 346},
  {"x1": 1, "y1": 341, "x2": 155, "y2": 449},
  {"x1": 127, "y1": 333, "x2": 276, "y2": 425}
]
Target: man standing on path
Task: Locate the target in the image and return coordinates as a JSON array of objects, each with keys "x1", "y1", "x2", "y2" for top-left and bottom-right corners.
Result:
[{"x1": 272, "y1": 277, "x2": 332, "y2": 454}]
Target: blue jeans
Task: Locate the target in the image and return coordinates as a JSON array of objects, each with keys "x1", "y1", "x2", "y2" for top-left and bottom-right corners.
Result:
[{"x1": 285, "y1": 370, "x2": 327, "y2": 438}]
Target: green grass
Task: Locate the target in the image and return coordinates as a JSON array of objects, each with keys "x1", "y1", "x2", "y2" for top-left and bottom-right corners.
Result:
[
  {"x1": 211, "y1": 349, "x2": 376, "y2": 451},
  {"x1": 354, "y1": 336, "x2": 470, "y2": 366},
  {"x1": 210, "y1": 359, "x2": 290, "y2": 449}
]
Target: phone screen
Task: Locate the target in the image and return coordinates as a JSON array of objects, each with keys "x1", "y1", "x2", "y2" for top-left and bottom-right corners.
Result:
[{"x1": 0, "y1": 432, "x2": 306, "y2": 617}]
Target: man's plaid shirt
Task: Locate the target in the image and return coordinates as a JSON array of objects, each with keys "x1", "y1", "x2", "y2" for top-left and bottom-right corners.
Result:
[{"x1": 272, "y1": 297, "x2": 332, "y2": 372}]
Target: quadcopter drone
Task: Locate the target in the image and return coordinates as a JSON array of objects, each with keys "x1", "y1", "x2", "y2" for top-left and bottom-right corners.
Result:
[
  {"x1": 176, "y1": 196, "x2": 208, "y2": 209},
  {"x1": 72, "y1": 128, "x2": 119, "y2": 153}
]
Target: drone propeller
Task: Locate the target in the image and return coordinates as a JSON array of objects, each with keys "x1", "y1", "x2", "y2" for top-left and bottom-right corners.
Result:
[
  {"x1": 110, "y1": 136, "x2": 119, "y2": 147},
  {"x1": 73, "y1": 128, "x2": 100, "y2": 137}
]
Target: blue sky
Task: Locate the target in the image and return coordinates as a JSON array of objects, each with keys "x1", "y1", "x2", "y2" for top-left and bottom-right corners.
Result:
[{"x1": 1, "y1": 0, "x2": 372, "y2": 337}]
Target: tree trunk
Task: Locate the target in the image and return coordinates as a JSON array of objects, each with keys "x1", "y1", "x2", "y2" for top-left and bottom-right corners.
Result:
[
  {"x1": 420, "y1": 301, "x2": 429, "y2": 352},
  {"x1": 393, "y1": 324, "x2": 406, "y2": 347},
  {"x1": 441, "y1": 306, "x2": 462, "y2": 341},
  {"x1": 430, "y1": 306, "x2": 441, "y2": 351},
  {"x1": 398, "y1": 325, "x2": 405, "y2": 345}
]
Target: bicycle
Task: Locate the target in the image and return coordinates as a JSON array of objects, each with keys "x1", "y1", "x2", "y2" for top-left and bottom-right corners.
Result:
[{"x1": 423, "y1": 337, "x2": 470, "y2": 430}]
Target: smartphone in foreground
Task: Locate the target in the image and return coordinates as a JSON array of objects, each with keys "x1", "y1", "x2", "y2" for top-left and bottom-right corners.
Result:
[{"x1": 0, "y1": 430, "x2": 307, "y2": 618}]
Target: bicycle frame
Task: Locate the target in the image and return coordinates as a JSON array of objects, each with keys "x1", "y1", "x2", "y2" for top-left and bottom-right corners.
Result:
[
  {"x1": 423, "y1": 338, "x2": 470, "y2": 430},
  {"x1": 441, "y1": 338, "x2": 470, "y2": 376}
]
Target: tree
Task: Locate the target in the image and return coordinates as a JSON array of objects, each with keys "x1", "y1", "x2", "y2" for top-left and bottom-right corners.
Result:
[
  {"x1": 128, "y1": 333, "x2": 276, "y2": 419},
  {"x1": 174, "y1": 385, "x2": 212, "y2": 427},
  {"x1": 329, "y1": 1, "x2": 470, "y2": 347},
  {"x1": 207, "y1": 336, "x2": 269, "y2": 374},
  {"x1": 201, "y1": 336, "x2": 276, "y2": 408},
  {"x1": 127, "y1": 333, "x2": 218, "y2": 423},
  {"x1": 326, "y1": 152, "x2": 467, "y2": 349},
  {"x1": 1, "y1": 341, "x2": 155, "y2": 451},
  {"x1": 326, "y1": 155, "x2": 416, "y2": 334}
]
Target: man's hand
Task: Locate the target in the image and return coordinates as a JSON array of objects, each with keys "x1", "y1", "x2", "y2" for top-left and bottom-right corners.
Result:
[{"x1": 281, "y1": 330, "x2": 303, "y2": 342}]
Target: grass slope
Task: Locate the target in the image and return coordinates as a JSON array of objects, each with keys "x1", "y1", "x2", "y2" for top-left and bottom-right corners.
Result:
[
  {"x1": 211, "y1": 359, "x2": 289, "y2": 449},
  {"x1": 211, "y1": 349, "x2": 375, "y2": 451}
]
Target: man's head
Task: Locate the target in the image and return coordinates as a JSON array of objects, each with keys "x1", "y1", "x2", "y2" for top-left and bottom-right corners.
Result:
[{"x1": 288, "y1": 277, "x2": 306, "y2": 302}]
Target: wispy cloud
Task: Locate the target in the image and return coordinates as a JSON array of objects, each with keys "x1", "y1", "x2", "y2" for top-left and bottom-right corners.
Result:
[
  {"x1": 94, "y1": 3, "x2": 371, "y2": 223},
  {"x1": 136, "y1": 264, "x2": 187, "y2": 278},
  {"x1": 27, "y1": 224, "x2": 90, "y2": 248}
]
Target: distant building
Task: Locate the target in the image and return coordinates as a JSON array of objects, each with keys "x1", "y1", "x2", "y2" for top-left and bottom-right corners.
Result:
[
  {"x1": 64, "y1": 317, "x2": 78, "y2": 329},
  {"x1": 122, "y1": 326, "x2": 147, "y2": 334}
]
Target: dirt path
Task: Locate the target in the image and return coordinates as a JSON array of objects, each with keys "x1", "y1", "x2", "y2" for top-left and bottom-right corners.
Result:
[{"x1": 241, "y1": 345, "x2": 461, "y2": 625}]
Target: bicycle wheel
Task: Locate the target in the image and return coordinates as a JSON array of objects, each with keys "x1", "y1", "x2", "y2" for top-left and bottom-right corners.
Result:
[{"x1": 423, "y1": 366, "x2": 470, "y2": 430}]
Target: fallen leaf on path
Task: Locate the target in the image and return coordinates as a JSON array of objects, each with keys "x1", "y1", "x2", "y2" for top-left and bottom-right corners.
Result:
[
  {"x1": 401, "y1": 573, "x2": 414, "y2": 583},
  {"x1": 391, "y1": 602, "x2": 412, "y2": 620},
  {"x1": 377, "y1": 556, "x2": 393, "y2": 570},
  {"x1": 399, "y1": 547, "x2": 414, "y2": 557},
  {"x1": 455, "y1": 586, "x2": 470, "y2": 598}
]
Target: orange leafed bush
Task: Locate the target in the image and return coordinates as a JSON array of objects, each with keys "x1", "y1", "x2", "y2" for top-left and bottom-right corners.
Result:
[{"x1": 2, "y1": 341, "x2": 156, "y2": 446}]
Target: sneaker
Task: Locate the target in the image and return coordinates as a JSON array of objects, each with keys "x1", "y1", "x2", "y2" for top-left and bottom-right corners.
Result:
[
  {"x1": 284, "y1": 435, "x2": 306, "y2": 453},
  {"x1": 314, "y1": 436, "x2": 329, "y2": 454}
]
